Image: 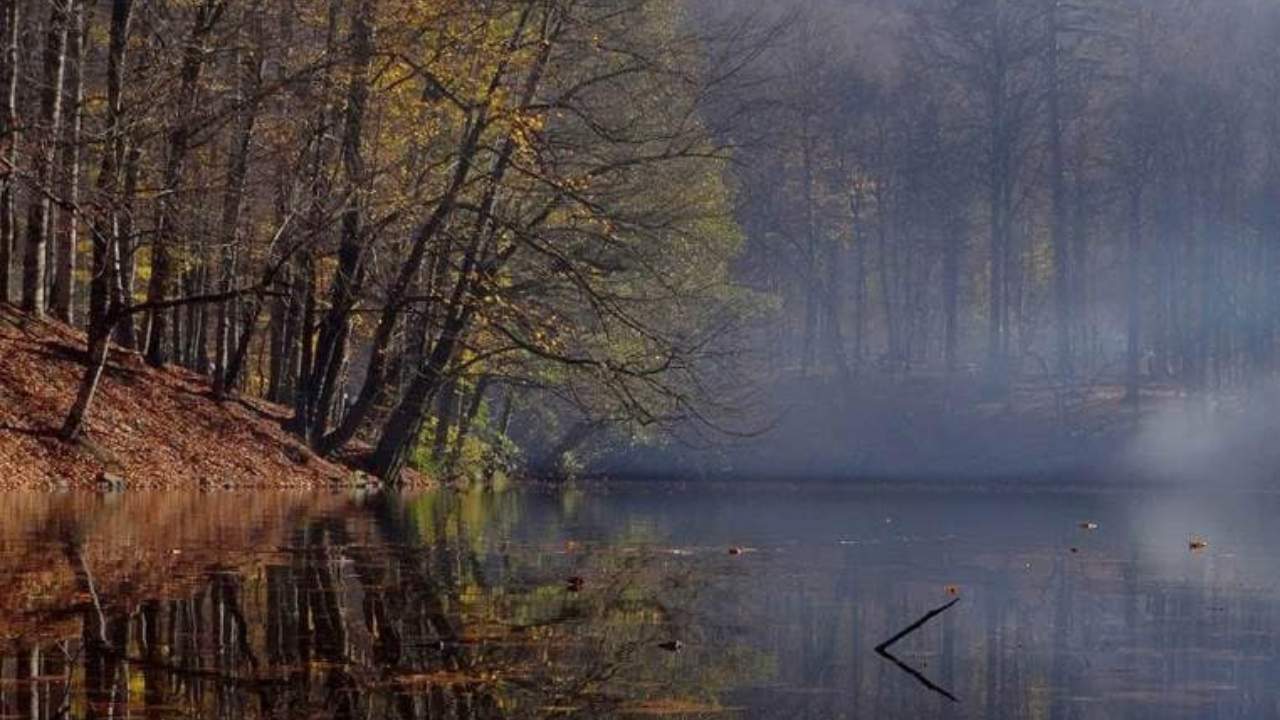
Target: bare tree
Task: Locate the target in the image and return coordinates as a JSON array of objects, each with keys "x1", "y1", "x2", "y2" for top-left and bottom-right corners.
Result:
[
  {"x1": 0, "y1": 0, "x2": 17, "y2": 303},
  {"x1": 22, "y1": 0, "x2": 70, "y2": 315}
]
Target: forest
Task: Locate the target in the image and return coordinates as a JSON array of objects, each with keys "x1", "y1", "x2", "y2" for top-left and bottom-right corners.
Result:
[
  {"x1": 713, "y1": 0, "x2": 1280, "y2": 479},
  {"x1": 1, "y1": 0, "x2": 1279, "y2": 483},
  {"x1": 3, "y1": 3, "x2": 1280, "y2": 715},
  {"x1": 0, "y1": 0, "x2": 767, "y2": 483}
]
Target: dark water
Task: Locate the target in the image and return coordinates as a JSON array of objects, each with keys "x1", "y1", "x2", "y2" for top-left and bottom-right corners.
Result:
[{"x1": 0, "y1": 485, "x2": 1278, "y2": 719}]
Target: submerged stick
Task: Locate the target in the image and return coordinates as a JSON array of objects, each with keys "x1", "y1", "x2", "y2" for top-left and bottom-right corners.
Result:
[
  {"x1": 875, "y1": 597, "x2": 960, "y2": 654},
  {"x1": 875, "y1": 598, "x2": 961, "y2": 703},
  {"x1": 878, "y1": 649, "x2": 960, "y2": 703}
]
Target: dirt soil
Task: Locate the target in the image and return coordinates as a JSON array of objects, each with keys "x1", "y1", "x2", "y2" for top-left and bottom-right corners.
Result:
[{"x1": 0, "y1": 306, "x2": 424, "y2": 490}]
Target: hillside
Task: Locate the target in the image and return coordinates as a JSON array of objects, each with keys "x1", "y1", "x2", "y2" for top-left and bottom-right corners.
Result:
[{"x1": 0, "y1": 306, "x2": 415, "y2": 490}]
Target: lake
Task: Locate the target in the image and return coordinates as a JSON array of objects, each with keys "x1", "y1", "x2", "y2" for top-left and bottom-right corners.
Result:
[{"x1": 0, "y1": 484, "x2": 1277, "y2": 719}]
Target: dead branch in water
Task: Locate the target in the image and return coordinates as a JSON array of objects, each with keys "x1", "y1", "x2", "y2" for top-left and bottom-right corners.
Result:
[{"x1": 875, "y1": 598, "x2": 961, "y2": 703}]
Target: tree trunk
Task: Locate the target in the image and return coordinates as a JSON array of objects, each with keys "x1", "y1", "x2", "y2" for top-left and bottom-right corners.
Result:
[
  {"x1": 266, "y1": 171, "x2": 295, "y2": 403},
  {"x1": 221, "y1": 299, "x2": 262, "y2": 399},
  {"x1": 305, "y1": 0, "x2": 376, "y2": 440},
  {"x1": 360, "y1": 7, "x2": 549, "y2": 471},
  {"x1": 446, "y1": 376, "x2": 490, "y2": 477},
  {"x1": 292, "y1": 250, "x2": 317, "y2": 438},
  {"x1": 90, "y1": 0, "x2": 133, "y2": 340},
  {"x1": 267, "y1": 289, "x2": 287, "y2": 401},
  {"x1": 876, "y1": 199, "x2": 897, "y2": 367},
  {"x1": 370, "y1": 311, "x2": 471, "y2": 482},
  {"x1": 275, "y1": 260, "x2": 302, "y2": 403},
  {"x1": 320, "y1": 5, "x2": 549, "y2": 454},
  {"x1": 22, "y1": 0, "x2": 69, "y2": 316},
  {"x1": 114, "y1": 143, "x2": 141, "y2": 347},
  {"x1": 1124, "y1": 195, "x2": 1144, "y2": 404},
  {"x1": 214, "y1": 16, "x2": 264, "y2": 398},
  {"x1": 52, "y1": 0, "x2": 84, "y2": 324},
  {"x1": 196, "y1": 270, "x2": 211, "y2": 372},
  {"x1": 850, "y1": 195, "x2": 866, "y2": 373},
  {"x1": 61, "y1": 318, "x2": 113, "y2": 441},
  {"x1": 430, "y1": 377, "x2": 459, "y2": 464},
  {"x1": 943, "y1": 227, "x2": 959, "y2": 374},
  {"x1": 1069, "y1": 165, "x2": 1089, "y2": 373},
  {"x1": 0, "y1": 0, "x2": 18, "y2": 304},
  {"x1": 1046, "y1": 1, "x2": 1072, "y2": 382},
  {"x1": 368, "y1": 188, "x2": 506, "y2": 480},
  {"x1": 800, "y1": 126, "x2": 819, "y2": 377},
  {"x1": 144, "y1": 0, "x2": 222, "y2": 367},
  {"x1": 987, "y1": 158, "x2": 1010, "y2": 390},
  {"x1": 288, "y1": 0, "x2": 342, "y2": 440},
  {"x1": 481, "y1": 385, "x2": 516, "y2": 484},
  {"x1": 67, "y1": 10, "x2": 133, "y2": 443},
  {"x1": 823, "y1": 233, "x2": 850, "y2": 381},
  {"x1": 316, "y1": 119, "x2": 480, "y2": 454},
  {"x1": 985, "y1": 17, "x2": 1012, "y2": 394}
]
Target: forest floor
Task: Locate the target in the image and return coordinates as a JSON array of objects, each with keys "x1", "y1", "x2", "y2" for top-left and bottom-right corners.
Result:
[{"x1": 0, "y1": 306, "x2": 424, "y2": 490}]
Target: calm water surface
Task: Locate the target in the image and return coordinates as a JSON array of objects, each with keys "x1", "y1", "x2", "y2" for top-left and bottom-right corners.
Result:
[{"x1": 0, "y1": 485, "x2": 1278, "y2": 719}]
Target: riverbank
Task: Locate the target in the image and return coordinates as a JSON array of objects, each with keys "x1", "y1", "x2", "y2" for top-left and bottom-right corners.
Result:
[
  {"x1": 597, "y1": 368, "x2": 1280, "y2": 489},
  {"x1": 0, "y1": 306, "x2": 424, "y2": 490}
]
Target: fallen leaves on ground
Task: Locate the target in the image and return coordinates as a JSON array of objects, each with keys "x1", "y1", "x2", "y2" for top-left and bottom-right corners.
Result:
[{"x1": 0, "y1": 307, "x2": 425, "y2": 489}]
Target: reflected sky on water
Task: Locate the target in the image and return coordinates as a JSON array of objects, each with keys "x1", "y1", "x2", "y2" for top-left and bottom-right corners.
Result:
[{"x1": 0, "y1": 485, "x2": 1278, "y2": 719}]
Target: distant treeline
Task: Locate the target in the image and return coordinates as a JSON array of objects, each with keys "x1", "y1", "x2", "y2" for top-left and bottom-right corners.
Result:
[{"x1": 726, "y1": 0, "x2": 1280, "y2": 399}]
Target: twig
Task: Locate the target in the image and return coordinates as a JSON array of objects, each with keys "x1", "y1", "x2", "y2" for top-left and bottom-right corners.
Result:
[
  {"x1": 879, "y1": 650, "x2": 960, "y2": 703},
  {"x1": 875, "y1": 597, "x2": 960, "y2": 654},
  {"x1": 875, "y1": 598, "x2": 961, "y2": 703}
]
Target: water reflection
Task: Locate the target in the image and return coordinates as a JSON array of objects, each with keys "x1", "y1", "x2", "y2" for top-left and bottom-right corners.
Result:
[
  {"x1": 0, "y1": 487, "x2": 1278, "y2": 719},
  {"x1": 0, "y1": 492, "x2": 763, "y2": 719}
]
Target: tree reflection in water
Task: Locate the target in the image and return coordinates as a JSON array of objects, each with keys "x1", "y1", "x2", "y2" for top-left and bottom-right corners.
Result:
[
  {"x1": 0, "y1": 492, "x2": 764, "y2": 719},
  {"x1": 13, "y1": 487, "x2": 1280, "y2": 718}
]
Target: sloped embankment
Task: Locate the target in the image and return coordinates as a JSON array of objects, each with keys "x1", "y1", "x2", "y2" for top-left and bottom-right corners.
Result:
[{"x1": 0, "y1": 306, "x2": 416, "y2": 489}]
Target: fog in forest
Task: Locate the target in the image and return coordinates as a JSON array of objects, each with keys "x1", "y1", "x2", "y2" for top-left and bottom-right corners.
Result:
[{"x1": 587, "y1": 0, "x2": 1280, "y2": 483}]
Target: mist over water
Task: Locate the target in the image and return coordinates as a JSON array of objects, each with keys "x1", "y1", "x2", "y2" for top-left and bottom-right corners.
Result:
[{"x1": 1125, "y1": 385, "x2": 1280, "y2": 489}]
